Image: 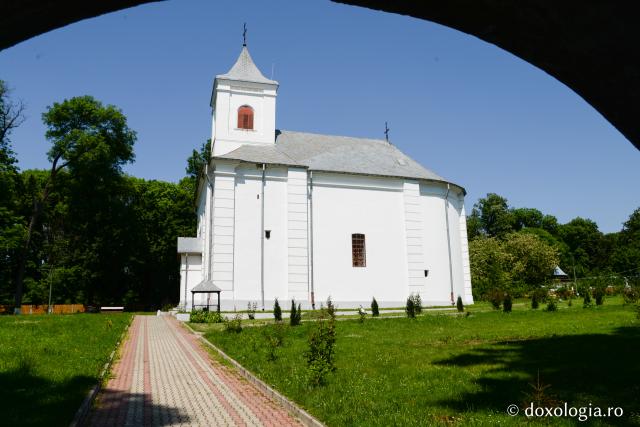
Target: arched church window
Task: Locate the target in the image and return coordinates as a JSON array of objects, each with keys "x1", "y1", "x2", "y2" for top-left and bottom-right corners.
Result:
[{"x1": 237, "y1": 105, "x2": 254, "y2": 130}]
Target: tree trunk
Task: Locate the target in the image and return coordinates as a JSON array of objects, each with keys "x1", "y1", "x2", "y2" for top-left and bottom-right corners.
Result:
[
  {"x1": 13, "y1": 201, "x2": 40, "y2": 314},
  {"x1": 13, "y1": 156, "x2": 61, "y2": 314}
]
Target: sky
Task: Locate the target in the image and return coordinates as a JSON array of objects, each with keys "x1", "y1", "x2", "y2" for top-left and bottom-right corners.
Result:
[{"x1": 0, "y1": 0, "x2": 638, "y2": 233}]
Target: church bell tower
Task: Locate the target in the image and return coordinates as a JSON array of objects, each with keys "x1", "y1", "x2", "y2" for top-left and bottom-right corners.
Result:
[{"x1": 210, "y1": 34, "x2": 279, "y2": 156}]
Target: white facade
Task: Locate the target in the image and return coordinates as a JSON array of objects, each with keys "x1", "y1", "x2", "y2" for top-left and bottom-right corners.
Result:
[{"x1": 177, "y1": 45, "x2": 473, "y2": 311}]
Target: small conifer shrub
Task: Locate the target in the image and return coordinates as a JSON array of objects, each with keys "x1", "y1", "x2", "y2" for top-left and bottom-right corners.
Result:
[
  {"x1": 406, "y1": 296, "x2": 416, "y2": 318},
  {"x1": 290, "y1": 300, "x2": 298, "y2": 326},
  {"x1": 411, "y1": 293, "x2": 423, "y2": 314},
  {"x1": 583, "y1": 290, "x2": 592, "y2": 308},
  {"x1": 593, "y1": 287, "x2": 605, "y2": 306},
  {"x1": 274, "y1": 298, "x2": 282, "y2": 321},
  {"x1": 456, "y1": 296, "x2": 464, "y2": 312},
  {"x1": 531, "y1": 293, "x2": 539, "y2": 309},
  {"x1": 545, "y1": 299, "x2": 557, "y2": 312},
  {"x1": 371, "y1": 297, "x2": 380, "y2": 317},
  {"x1": 357, "y1": 306, "x2": 367, "y2": 323},
  {"x1": 503, "y1": 294, "x2": 512, "y2": 312},
  {"x1": 326, "y1": 296, "x2": 336, "y2": 320},
  {"x1": 305, "y1": 316, "x2": 336, "y2": 386},
  {"x1": 247, "y1": 301, "x2": 257, "y2": 320}
]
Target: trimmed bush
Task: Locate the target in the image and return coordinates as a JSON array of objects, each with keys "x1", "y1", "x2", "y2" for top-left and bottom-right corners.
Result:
[
  {"x1": 456, "y1": 296, "x2": 464, "y2": 312},
  {"x1": 405, "y1": 297, "x2": 416, "y2": 318},
  {"x1": 190, "y1": 310, "x2": 223, "y2": 323},
  {"x1": 622, "y1": 286, "x2": 640, "y2": 304},
  {"x1": 371, "y1": 298, "x2": 380, "y2": 317},
  {"x1": 224, "y1": 314, "x2": 242, "y2": 333},
  {"x1": 545, "y1": 299, "x2": 557, "y2": 312},
  {"x1": 488, "y1": 289, "x2": 502, "y2": 310},
  {"x1": 503, "y1": 294, "x2": 512, "y2": 313},
  {"x1": 274, "y1": 298, "x2": 282, "y2": 321}
]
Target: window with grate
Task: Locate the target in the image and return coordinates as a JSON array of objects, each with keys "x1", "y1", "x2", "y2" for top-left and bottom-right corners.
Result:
[
  {"x1": 237, "y1": 105, "x2": 254, "y2": 130},
  {"x1": 352, "y1": 233, "x2": 366, "y2": 267}
]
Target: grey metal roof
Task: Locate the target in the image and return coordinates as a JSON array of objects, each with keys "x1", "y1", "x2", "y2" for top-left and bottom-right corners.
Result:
[
  {"x1": 554, "y1": 266, "x2": 569, "y2": 277},
  {"x1": 216, "y1": 130, "x2": 457, "y2": 186},
  {"x1": 191, "y1": 280, "x2": 222, "y2": 293},
  {"x1": 177, "y1": 237, "x2": 203, "y2": 253},
  {"x1": 216, "y1": 46, "x2": 277, "y2": 85}
]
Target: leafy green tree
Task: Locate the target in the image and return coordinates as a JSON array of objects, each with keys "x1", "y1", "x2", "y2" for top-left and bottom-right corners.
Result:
[
  {"x1": 13, "y1": 96, "x2": 136, "y2": 312},
  {"x1": 0, "y1": 80, "x2": 25, "y2": 303},
  {"x1": 513, "y1": 207, "x2": 543, "y2": 230},
  {"x1": 469, "y1": 236, "x2": 512, "y2": 299},
  {"x1": 611, "y1": 207, "x2": 640, "y2": 273},
  {"x1": 558, "y1": 217, "x2": 603, "y2": 276},
  {"x1": 472, "y1": 193, "x2": 515, "y2": 237},
  {"x1": 503, "y1": 232, "x2": 559, "y2": 287},
  {"x1": 541, "y1": 215, "x2": 560, "y2": 235}
]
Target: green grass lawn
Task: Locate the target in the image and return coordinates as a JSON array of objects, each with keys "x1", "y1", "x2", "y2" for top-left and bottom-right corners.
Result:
[
  {"x1": 0, "y1": 313, "x2": 132, "y2": 426},
  {"x1": 204, "y1": 300, "x2": 640, "y2": 426}
]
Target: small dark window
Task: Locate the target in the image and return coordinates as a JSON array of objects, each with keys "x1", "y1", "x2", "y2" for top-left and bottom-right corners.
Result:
[
  {"x1": 424, "y1": 270, "x2": 429, "y2": 277},
  {"x1": 352, "y1": 233, "x2": 366, "y2": 267},
  {"x1": 237, "y1": 105, "x2": 254, "y2": 130},
  {"x1": 265, "y1": 230, "x2": 271, "y2": 239}
]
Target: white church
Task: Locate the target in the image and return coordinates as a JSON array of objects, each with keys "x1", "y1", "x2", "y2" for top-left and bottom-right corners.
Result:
[{"x1": 177, "y1": 42, "x2": 473, "y2": 311}]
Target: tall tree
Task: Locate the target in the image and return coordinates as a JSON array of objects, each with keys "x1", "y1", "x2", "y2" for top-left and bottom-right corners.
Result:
[
  {"x1": 513, "y1": 207, "x2": 544, "y2": 230},
  {"x1": 185, "y1": 139, "x2": 211, "y2": 180},
  {"x1": 557, "y1": 217, "x2": 603, "y2": 276},
  {"x1": 611, "y1": 207, "x2": 640, "y2": 274},
  {"x1": 13, "y1": 96, "x2": 136, "y2": 312},
  {"x1": 0, "y1": 80, "x2": 25, "y2": 303},
  {"x1": 473, "y1": 193, "x2": 515, "y2": 237}
]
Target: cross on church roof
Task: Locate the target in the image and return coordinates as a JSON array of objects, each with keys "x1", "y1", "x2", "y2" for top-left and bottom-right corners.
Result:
[
  {"x1": 384, "y1": 122, "x2": 390, "y2": 142},
  {"x1": 243, "y1": 23, "x2": 247, "y2": 46}
]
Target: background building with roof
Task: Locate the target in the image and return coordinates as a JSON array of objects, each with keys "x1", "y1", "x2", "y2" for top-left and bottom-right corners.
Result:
[{"x1": 177, "y1": 43, "x2": 473, "y2": 311}]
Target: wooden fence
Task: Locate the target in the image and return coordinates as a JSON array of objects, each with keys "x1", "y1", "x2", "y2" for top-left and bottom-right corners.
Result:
[{"x1": 0, "y1": 304, "x2": 85, "y2": 314}]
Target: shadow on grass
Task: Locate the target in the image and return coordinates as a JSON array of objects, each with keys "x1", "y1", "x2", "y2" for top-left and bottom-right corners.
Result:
[
  {"x1": 0, "y1": 366, "x2": 189, "y2": 427},
  {"x1": 434, "y1": 326, "x2": 640, "y2": 422},
  {"x1": 0, "y1": 364, "x2": 95, "y2": 427}
]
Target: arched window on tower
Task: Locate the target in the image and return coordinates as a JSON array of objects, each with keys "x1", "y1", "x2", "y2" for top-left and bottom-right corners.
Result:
[{"x1": 237, "y1": 105, "x2": 254, "y2": 130}]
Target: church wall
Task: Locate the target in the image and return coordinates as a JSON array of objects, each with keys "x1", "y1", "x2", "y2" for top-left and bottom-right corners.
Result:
[
  {"x1": 179, "y1": 254, "x2": 202, "y2": 309},
  {"x1": 311, "y1": 173, "x2": 408, "y2": 307},
  {"x1": 262, "y1": 167, "x2": 289, "y2": 305},
  {"x1": 287, "y1": 168, "x2": 309, "y2": 302},
  {"x1": 446, "y1": 193, "x2": 466, "y2": 303},
  {"x1": 420, "y1": 184, "x2": 454, "y2": 305},
  {"x1": 231, "y1": 165, "x2": 289, "y2": 310},
  {"x1": 232, "y1": 167, "x2": 261, "y2": 306}
]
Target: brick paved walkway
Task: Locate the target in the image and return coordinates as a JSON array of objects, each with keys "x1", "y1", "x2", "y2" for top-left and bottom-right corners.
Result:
[{"x1": 89, "y1": 315, "x2": 302, "y2": 426}]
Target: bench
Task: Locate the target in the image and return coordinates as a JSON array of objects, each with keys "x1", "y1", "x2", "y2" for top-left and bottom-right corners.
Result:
[{"x1": 100, "y1": 306, "x2": 124, "y2": 312}]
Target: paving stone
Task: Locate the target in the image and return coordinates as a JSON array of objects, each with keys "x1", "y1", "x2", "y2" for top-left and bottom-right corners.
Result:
[{"x1": 89, "y1": 315, "x2": 302, "y2": 426}]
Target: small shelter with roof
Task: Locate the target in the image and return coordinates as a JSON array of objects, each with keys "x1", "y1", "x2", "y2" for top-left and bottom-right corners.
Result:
[{"x1": 177, "y1": 38, "x2": 474, "y2": 311}]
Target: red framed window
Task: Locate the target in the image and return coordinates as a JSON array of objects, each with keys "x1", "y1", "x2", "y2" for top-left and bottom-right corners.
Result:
[
  {"x1": 352, "y1": 233, "x2": 366, "y2": 267},
  {"x1": 237, "y1": 105, "x2": 254, "y2": 130}
]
